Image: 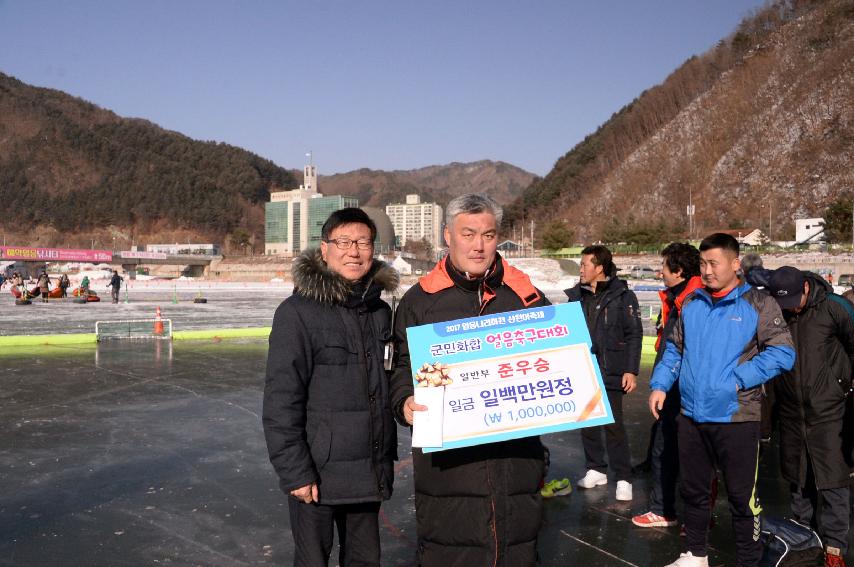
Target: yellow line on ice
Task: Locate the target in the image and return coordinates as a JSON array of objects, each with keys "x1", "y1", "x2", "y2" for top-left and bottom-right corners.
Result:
[
  {"x1": 0, "y1": 333, "x2": 97, "y2": 347},
  {"x1": 172, "y1": 327, "x2": 271, "y2": 341}
]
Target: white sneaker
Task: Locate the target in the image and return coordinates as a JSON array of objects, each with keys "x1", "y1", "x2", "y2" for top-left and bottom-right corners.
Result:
[
  {"x1": 663, "y1": 551, "x2": 709, "y2": 567},
  {"x1": 615, "y1": 480, "x2": 632, "y2": 501},
  {"x1": 576, "y1": 469, "x2": 608, "y2": 488}
]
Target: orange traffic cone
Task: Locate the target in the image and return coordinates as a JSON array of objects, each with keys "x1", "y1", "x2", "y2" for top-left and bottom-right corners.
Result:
[{"x1": 154, "y1": 306, "x2": 164, "y2": 336}]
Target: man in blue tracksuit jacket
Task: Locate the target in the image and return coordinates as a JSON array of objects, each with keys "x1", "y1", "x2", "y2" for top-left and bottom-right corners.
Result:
[{"x1": 649, "y1": 233, "x2": 795, "y2": 567}]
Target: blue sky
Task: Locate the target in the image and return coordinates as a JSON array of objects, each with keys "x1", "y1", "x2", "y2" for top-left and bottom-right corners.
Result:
[{"x1": 0, "y1": 1, "x2": 765, "y2": 176}]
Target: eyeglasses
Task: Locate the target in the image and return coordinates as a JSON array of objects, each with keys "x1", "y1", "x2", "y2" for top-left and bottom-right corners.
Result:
[{"x1": 325, "y1": 238, "x2": 373, "y2": 250}]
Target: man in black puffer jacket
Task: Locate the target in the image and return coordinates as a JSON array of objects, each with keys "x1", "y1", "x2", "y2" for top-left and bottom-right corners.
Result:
[
  {"x1": 390, "y1": 194, "x2": 548, "y2": 567},
  {"x1": 564, "y1": 245, "x2": 642, "y2": 502},
  {"x1": 768, "y1": 267, "x2": 854, "y2": 565},
  {"x1": 263, "y1": 208, "x2": 399, "y2": 567}
]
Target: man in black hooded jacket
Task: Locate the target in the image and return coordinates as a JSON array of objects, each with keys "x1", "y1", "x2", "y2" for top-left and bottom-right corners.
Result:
[
  {"x1": 767, "y1": 267, "x2": 854, "y2": 565},
  {"x1": 263, "y1": 208, "x2": 399, "y2": 567},
  {"x1": 564, "y1": 245, "x2": 643, "y2": 502}
]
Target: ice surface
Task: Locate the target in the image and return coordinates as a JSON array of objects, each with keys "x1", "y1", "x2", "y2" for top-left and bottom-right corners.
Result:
[
  {"x1": 1, "y1": 340, "x2": 835, "y2": 566},
  {"x1": 2, "y1": 255, "x2": 671, "y2": 336}
]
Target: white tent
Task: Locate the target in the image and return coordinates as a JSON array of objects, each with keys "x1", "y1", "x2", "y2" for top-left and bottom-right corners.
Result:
[{"x1": 391, "y1": 255, "x2": 412, "y2": 275}]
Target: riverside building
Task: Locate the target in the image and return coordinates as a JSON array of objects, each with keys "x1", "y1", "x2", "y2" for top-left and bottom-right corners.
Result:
[
  {"x1": 385, "y1": 194, "x2": 443, "y2": 255},
  {"x1": 264, "y1": 163, "x2": 358, "y2": 256}
]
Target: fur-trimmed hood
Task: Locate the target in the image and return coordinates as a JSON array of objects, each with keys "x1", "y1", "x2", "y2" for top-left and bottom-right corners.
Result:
[{"x1": 292, "y1": 248, "x2": 399, "y2": 305}]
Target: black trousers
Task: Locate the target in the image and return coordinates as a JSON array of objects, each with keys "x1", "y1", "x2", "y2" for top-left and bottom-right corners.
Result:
[
  {"x1": 759, "y1": 384, "x2": 775, "y2": 440},
  {"x1": 288, "y1": 498, "x2": 381, "y2": 567},
  {"x1": 648, "y1": 406, "x2": 680, "y2": 517},
  {"x1": 581, "y1": 389, "x2": 632, "y2": 481},
  {"x1": 678, "y1": 415, "x2": 762, "y2": 566},
  {"x1": 791, "y1": 459, "x2": 850, "y2": 554}
]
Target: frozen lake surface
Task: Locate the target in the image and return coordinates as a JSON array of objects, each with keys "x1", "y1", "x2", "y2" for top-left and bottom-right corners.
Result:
[
  {"x1": 0, "y1": 283, "x2": 294, "y2": 336},
  {"x1": 1, "y1": 340, "x2": 838, "y2": 566},
  {"x1": 0, "y1": 280, "x2": 663, "y2": 337}
]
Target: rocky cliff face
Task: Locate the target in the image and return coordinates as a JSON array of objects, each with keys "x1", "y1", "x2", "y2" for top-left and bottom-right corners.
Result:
[{"x1": 512, "y1": 0, "x2": 853, "y2": 241}]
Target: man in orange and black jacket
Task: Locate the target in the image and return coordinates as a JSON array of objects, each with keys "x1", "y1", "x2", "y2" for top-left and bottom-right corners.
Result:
[{"x1": 390, "y1": 194, "x2": 549, "y2": 567}]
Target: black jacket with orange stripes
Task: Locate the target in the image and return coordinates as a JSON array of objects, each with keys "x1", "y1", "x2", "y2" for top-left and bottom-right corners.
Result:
[{"x1": 390, "y1": 254, "x2": 549, "y2": 567}]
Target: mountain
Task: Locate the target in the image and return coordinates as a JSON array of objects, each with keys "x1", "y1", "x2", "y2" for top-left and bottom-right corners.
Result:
[
  {"x1": 0, "y1": 71, "x2": 535, "y2": 250},
  {"x1": 508, "y1": 0, "x2": 854, "y2": 243},
  {"x1": 314, "y1": 161, "x2": 536, "y2": 208},
  {"x1": 0, "y1": 72, "x2": 297, "y2": 248}
]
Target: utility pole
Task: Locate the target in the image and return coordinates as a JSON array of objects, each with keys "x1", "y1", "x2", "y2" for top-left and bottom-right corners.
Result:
[
  {"x1": 513, "y1": 225, "x2": 518, "y2": 258},
  {"x1": 687, "y1": 187, "x2": 695, "y2": 239},
  {"x1": 530, "y1": 220, "x2": 535, "y2": 258},
  {"x1": 768, "y1": 200, "x2": 772, "y2": 242}
]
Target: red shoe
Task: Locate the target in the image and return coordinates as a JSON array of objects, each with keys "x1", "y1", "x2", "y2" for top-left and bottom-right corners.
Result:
[
  {"x1": 632, "y1": 511, "x2": 677, "y2": 528},
  {"x1": 825, "y1": 547, "x2": 846, "y2": 567}
]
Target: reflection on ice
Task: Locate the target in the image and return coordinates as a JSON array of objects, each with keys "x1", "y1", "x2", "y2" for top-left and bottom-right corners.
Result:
[
  {"x1": 1, "y1": 339, "x2": 848, "y2": 565},
  {"x1": 94, "y1": 338, "x2": 173, "y2": 367}
]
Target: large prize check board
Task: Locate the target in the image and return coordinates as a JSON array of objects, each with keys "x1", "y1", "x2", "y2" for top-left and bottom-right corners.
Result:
[{"x1": 407, "y1": 303, "x2": 614, "y2": 453}]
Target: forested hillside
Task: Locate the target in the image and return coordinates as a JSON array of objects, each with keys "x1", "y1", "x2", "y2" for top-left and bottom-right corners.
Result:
[
  {"x1": 316, "y1": 160, "x2": 535, "y2": 208},
  {"x1": 0, "y1": 71, "x2": 535, "y2": 250},
  {"x1": 0, "y1": 72, "x2": 296, "y2": 247},
  {"x1": 509, "y1": 0, "x2": 853, "y2": 244}
]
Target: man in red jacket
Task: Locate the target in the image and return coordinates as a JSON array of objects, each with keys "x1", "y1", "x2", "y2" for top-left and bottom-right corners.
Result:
[{"x1": 633, "y1": 242, "x2": 703, "y2": 528}]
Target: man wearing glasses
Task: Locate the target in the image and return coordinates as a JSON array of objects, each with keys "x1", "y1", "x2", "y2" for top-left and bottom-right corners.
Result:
[{"x1": 263, "y1": 208, "x2": 399, "y2": 566}]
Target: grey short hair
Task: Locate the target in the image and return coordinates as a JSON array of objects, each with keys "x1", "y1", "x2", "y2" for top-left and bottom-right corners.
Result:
[
  {"x1": 445, "y1": 194, "x2": 503, "y2": 227},
  {"x1": 740, "y1": 253, "x2": 763, "y2": 272}
]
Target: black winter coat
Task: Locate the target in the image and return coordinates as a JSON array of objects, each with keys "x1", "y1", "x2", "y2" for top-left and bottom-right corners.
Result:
[
  {"x1": 564, "y1": 277, "x2": 643, "y2": 391},
  {"x1": 389, "y1": 255, "x2": 548, "y2": 567},
  {"x1": 263, "y1": 249, "x2": 399, "y2": 505},
  {"x1": 776, "y1": 272, "x2": 854, "y2": 489}
]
